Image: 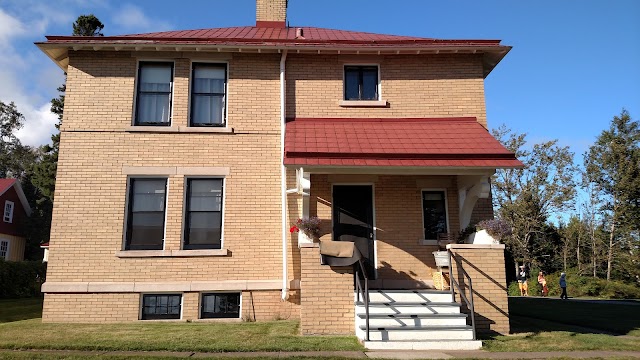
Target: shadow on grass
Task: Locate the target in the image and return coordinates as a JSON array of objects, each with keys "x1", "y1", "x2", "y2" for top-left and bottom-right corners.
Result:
[{"x1": 0, "y1": 298, "x2": 43, "y2": 323}]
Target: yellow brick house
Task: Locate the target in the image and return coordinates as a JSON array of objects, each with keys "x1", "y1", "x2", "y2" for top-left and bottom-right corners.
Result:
[{"x1": 37, "y1": 0, "x2": 521, "y2": 350}]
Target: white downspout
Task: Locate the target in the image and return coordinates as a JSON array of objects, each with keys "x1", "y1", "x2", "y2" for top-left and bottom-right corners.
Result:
[{"x1": 280, "y1": 50, "x2": 289, "y2": 300}]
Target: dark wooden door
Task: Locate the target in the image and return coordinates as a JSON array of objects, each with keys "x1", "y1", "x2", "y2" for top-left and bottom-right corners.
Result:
[{"x1": 332, "y1": 185, "x2": 375, "y2": 278}]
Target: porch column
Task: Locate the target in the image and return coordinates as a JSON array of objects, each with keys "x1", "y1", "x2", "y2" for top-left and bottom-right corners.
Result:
[
  {"x1": 447, "y1": 244, "x2": 510, "y2": 336},
  {"x1": 299, "y1": 245, "x2": 355, "y2": 335},
  {"x1": 457, "y1": 175, "x2": 491, "y2": 230}
]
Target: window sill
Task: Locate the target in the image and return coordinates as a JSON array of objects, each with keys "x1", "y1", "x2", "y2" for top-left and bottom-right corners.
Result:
[
  {"x1": 339, "y1": 100, "x2": 388, "y2": 107},
  {"x1": 177, "y1": 126, "x2": 234, "y2": 134},
  {"x1": 116, "y1": 249, "x2": 229, "y2": 258},
  {"x1": 126, "y1": 126, "x2": 178, "y2": 133}
]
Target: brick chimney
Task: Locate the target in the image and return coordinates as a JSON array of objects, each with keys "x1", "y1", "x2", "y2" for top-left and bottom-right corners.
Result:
[{"x1": 256, "y1": 0, "x2": 287, "y2": 28}]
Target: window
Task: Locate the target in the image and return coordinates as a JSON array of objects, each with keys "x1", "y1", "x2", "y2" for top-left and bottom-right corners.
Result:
[
  {"x1": 125, "y1": 178, "x2": 167, "y2": 250},
  {"x1": 3, "y1": 201, "x2": 14, "y2": 223},
  {"x1": 0, "y1": 240, "x2": 9, "y2": 260},
  {"x1": 201, "y1": 293, "x2": 240, "y2": 319},
  {"x1": 422, "y1": 191, "x2": 448, "y2": 240},
  {"x1": 190, "y1": 63, "x2": 227, "y2": 127},
  {"x1": 135, "y1": 62, "x2": 173, "y2": 126},
  {"x1": 141, "y1": 294, "x2": 181, "y2": 320},
  {"x1": 184, "y1": 179, "x2": 223, "y2": 249},
  {"x1": 344, "y1": 65, "x2": 379, "y2": 101}
]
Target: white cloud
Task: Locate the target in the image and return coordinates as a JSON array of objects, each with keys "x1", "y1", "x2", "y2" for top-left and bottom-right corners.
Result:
[
  {"x1": 111, "y1": 4, "x2": 172, "y2": 33},
  {"x1": 15, "y1": 103, "x2": 58, "y2": 147}
]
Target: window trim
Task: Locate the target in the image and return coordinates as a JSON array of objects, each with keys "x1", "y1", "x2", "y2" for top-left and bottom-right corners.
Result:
[
  {"x1": 3, "y1": 201, "x2": 14, "y2": 223},
  {"x1": 123, "y1": 177, "x2": 169, "y2": 251},
  {"x1": 133, "y1": 60, "x2": 175, "y2": 127},
  {"x1": 182, "y1": 177, "x2": 225, "y2": 250},
  {"x1": 0, "y1": 239, "x2": 10, "y2": 260},
  {"x1": 188, "y1": 61, "x2": 229, "y2": 128},
  {"x1": 343, "y1": 64, "x2": 381, "y2": 101},
  {"x1": 200, "y1": 292, "x2": 242, "y2": 319},
  {"x1": 139, "y1": 293, "x2": 183, "y2": 320},
  {"x1": 420, "y1": 188, "x2": 450, "y2": 241}
]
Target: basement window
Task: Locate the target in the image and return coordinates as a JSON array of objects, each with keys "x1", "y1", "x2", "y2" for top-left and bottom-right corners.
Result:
[
  {"x1": 201, "y1": 293, "x2": 240, "y2": 319},
  {"x1": 344, "y1": 65, "x2": 379, "y2": 101},
  {"x1": 141, "y1": 294, "x2": 181, "y2": 320}
]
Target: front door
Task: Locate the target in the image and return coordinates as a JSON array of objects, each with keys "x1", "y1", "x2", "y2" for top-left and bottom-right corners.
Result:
[{"x1": 332, "y1": 185, "x2": 375, "y2": 278}]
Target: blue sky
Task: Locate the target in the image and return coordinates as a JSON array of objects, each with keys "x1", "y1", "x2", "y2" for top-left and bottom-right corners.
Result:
[{"x1": 0, "y1": 0, "x2": 638, "y2": 158}]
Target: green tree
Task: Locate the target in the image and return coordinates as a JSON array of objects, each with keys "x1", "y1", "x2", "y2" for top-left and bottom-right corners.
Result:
[
  {"x1": 72, "y1": 14, "x2": 104, "y2": 36},
  {"x1": 0, "y1": 101, "x2": 35, "y2": 180},
  {"x1": 584, "y1": 109, "x2": 640, "y2": 281},
  {"x1": 492, "y1": 126, "x2": 578, "y2": 272}
]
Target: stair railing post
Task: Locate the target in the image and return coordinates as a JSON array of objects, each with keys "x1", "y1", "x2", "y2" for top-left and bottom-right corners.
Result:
[{"x1": 448, "y1": 249, "x2": 456, "y2": 303}]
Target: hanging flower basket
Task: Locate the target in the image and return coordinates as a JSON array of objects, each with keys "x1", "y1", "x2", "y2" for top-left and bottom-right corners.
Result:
[{"x1": 290, "y1": 217, "x2": 321, "y2": 240}]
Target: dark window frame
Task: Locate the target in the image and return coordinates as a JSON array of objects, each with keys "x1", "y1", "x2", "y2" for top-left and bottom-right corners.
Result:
[
  {"x1": 422, "y1": 190, "x2": 448, "y2": 240},
  {"x1": 141, "y1": 294, "x2": 182, "y2": 320},
  {"x1": 200, "y1": 293, "x2": 241, "y2": 319},
  {"x1": 125, "y1": 178, "x2": 168, "y2": 250},
  {"x1": 189, "y1": 63, "x2": 228, "y2": 127},
  {"x1": 183, "y1": 178, "x2": 224, "y2": 250},
  {"x1": 343, "y1": 65, "x2": 379, "y2": 101},
  {"x1": 134, "y1": 61, "x2": 174, "y2": 126}
]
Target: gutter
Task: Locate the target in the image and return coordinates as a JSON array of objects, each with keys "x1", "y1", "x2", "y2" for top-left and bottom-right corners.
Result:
[{"x1": 279, "y1": 50, "x2": 289, "y2": 301}]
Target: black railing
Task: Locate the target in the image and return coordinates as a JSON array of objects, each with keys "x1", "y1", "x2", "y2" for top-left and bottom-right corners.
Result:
[
  {"x1": 447, "y1": 249, "x2": 477, "y2": 340},
  {"x1": 354, "y1": 258, "x2": 370, "y2": 341}
]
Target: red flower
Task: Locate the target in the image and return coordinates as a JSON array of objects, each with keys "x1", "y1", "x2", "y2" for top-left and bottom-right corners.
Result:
[
  {"x1": 289, "y1": 226, "x2": 299, "y2": 233},
  {"x1": 296, "y1": 218, "x2": 302, "y2": 224}
]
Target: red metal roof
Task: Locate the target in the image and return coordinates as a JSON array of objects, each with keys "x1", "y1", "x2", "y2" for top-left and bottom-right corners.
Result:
[
  {"x1": 284, "y1": 118, "x2": 523, "y2": 168},
  {"x1": 43, "y1": 26, "x2": 503, "y2": 48},
  {"x1": 0, "y1": 178, "x2": 17, "y2": 195}
]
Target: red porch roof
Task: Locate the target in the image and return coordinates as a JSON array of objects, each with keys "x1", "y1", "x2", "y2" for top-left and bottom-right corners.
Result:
[
  {"x1": 284, "y1": 117, "x2": 523, "y2": 168},
  {"x1": 0, "y1": 179, "x2": 17, "y2": 195}
]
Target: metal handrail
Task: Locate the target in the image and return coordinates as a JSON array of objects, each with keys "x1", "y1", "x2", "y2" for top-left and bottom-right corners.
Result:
[
  {"x1": 447, "y1": 249, "x2": 476, "y2": 340},
  {"x1": 354, "y1": 258, "x2": 369, "y2": 341}
]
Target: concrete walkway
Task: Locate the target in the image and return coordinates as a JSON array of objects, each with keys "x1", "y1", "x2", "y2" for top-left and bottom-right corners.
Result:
[{"x1": 2, "y1": 349, "x2": 640, "y2": 359}]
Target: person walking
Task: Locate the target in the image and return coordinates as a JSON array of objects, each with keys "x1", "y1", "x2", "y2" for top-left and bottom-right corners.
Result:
[
  {"x1": 517, "y1": 265, "x2": 528, "y2": 296},
  {"x1": 559, "y1": 272, "x2": 568, "y2": 299},
  {"x1": 538, "y1": 271, "x2": 549, "y2": 296}
]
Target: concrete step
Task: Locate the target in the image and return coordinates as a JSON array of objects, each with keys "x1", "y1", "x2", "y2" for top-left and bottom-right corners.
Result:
[
  {"x1": 356, "y1": 313, "x2": 468, "y2": 327},
  {"x1": 364, "y1": 289, "x2": 453, "y2": 303},
  {"x1": 364, "y1": 340, "x2": 482, "y2": 350},
  {"x1": 356, "y1": 301, "x2": 462, "y2": 314},
  {"x1": 359, "y1": 325, "x2": 474, "y2": 341}
]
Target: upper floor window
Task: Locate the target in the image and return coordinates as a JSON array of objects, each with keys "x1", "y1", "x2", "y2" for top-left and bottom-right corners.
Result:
[
  {"x1": 344, "y1": 65, "x2": 379, "y2": 101},
  {"x1": 190, "y1": 63, "x2": 227, "y2": 127},
  {"x1": 3, "y1": 201, "x2": 14, "y2": 223},
  {"x1": 135, "y1": 62, "x2": 173, "y2": 126},
  {"x1": 184, "y1": 178, "x2": 224, "y2": 250},
  {"x1": 125, "y1": 178, "x2": 167, "y2": 250},
  {"x1": 422, "y1": 190, "x2": 448, "y2": 240}
]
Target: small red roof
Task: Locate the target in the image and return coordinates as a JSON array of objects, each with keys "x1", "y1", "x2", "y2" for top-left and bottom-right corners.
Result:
[
  {"x1": 40, "y1": 242, "x2": 49, "y2": 248},
  {"x1": 284, "y1": 117, "x2": 523, "y2": 168},
  {"x1": 0, "y1": 178, "x2": 17, "y2": 195}
]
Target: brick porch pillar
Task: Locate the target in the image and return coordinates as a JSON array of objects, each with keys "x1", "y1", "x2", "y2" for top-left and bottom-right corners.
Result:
[
  {"x1": 299, "y1": 245, "x2": 355, "y2": 335},
  {"x1": 447, "y1": 244, "x2": 510, "y2": 336}
]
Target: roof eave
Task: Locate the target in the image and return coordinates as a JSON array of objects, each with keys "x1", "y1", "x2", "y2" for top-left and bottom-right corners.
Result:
[{"x1": 36, "y1": 41, "x2": 510, "y2": 73}]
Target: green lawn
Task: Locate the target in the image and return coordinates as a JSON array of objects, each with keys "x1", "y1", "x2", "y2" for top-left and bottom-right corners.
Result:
[
  {"x1": 0, "y1": 354, "x2": 359, "y2": 360},
  {"x1": 0, "y1": 298, "x2": 43, "y2": 323}
]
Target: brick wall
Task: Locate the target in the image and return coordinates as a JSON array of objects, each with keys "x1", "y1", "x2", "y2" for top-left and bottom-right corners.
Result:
[
  {"x1": 286, "y1": 54, "x2": 488, "y2": 127},
  {"x1": 300, "y1": 246, "x2": 354, "y2": 334},
  {"x1": 448, "y1": 245, "x2": 510, "y2": 336}
]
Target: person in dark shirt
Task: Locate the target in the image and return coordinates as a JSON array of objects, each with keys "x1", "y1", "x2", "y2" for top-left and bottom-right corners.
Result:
[{"x1": 517, "y1": 265, "x2": 528, "y2": 296}]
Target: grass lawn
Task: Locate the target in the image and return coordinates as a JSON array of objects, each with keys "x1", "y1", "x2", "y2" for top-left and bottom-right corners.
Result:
[
  {"x1": 0, "y1": 298, "x2": 43, "y2": 323},
  {"x1": 0, "y1": 354, "x2": 360, "y2": 360}
]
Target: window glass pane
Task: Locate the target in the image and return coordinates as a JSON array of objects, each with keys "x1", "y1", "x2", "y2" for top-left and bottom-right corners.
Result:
[
  {"x1": 189, "y1": 179, "x2": 222, "y2": 211},
  {"x1": 187, "y1": 213, "x2": 222, "y2": 246},
  {"x1": 193, "y1": 66, "x2": 225, "y2": 93},
  {"x1": 142, "y1": 295, "x2": 181, "y2": 320},
  {"x1": 423, "y1": 191, "x2": 447, "y2": 240},
  {"x1": 129, "y1": 213, "x2": 164, "y2": 247},
  {"x1": 137, "y1": 93, "x2": 171, "y2": 124},
  {"x1": 132, "y1": 180, "x2": 166, "y2": 212},
  {"x1": 201, "y1": 293, "x2": 240, "y2": 318},
  {"x1": 344, "y1": 68, "x2": 360, "y2": 100},
  {"x1": 192, "y1": 95, "x2": 224, "y2": 125},
  {"x1": 140, "y1": 65, "x2": 171, "y2": 92},
  {"x1": 361, "y1": 68, "x2": 378, "y2": 100}
]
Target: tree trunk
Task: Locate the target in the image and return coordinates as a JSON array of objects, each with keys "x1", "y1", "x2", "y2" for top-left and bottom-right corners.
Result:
[
  {"x1": 577, "y1": 228, "x2": 581, "y2": 274},
  {"x1": 607, "y1": 221, "x2": 615, "y2": 282}
]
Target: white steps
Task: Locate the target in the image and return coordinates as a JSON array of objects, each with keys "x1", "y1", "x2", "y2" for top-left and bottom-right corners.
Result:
[{"x1": 355, "y1": 289, "x2": 481, "y2": 350}]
